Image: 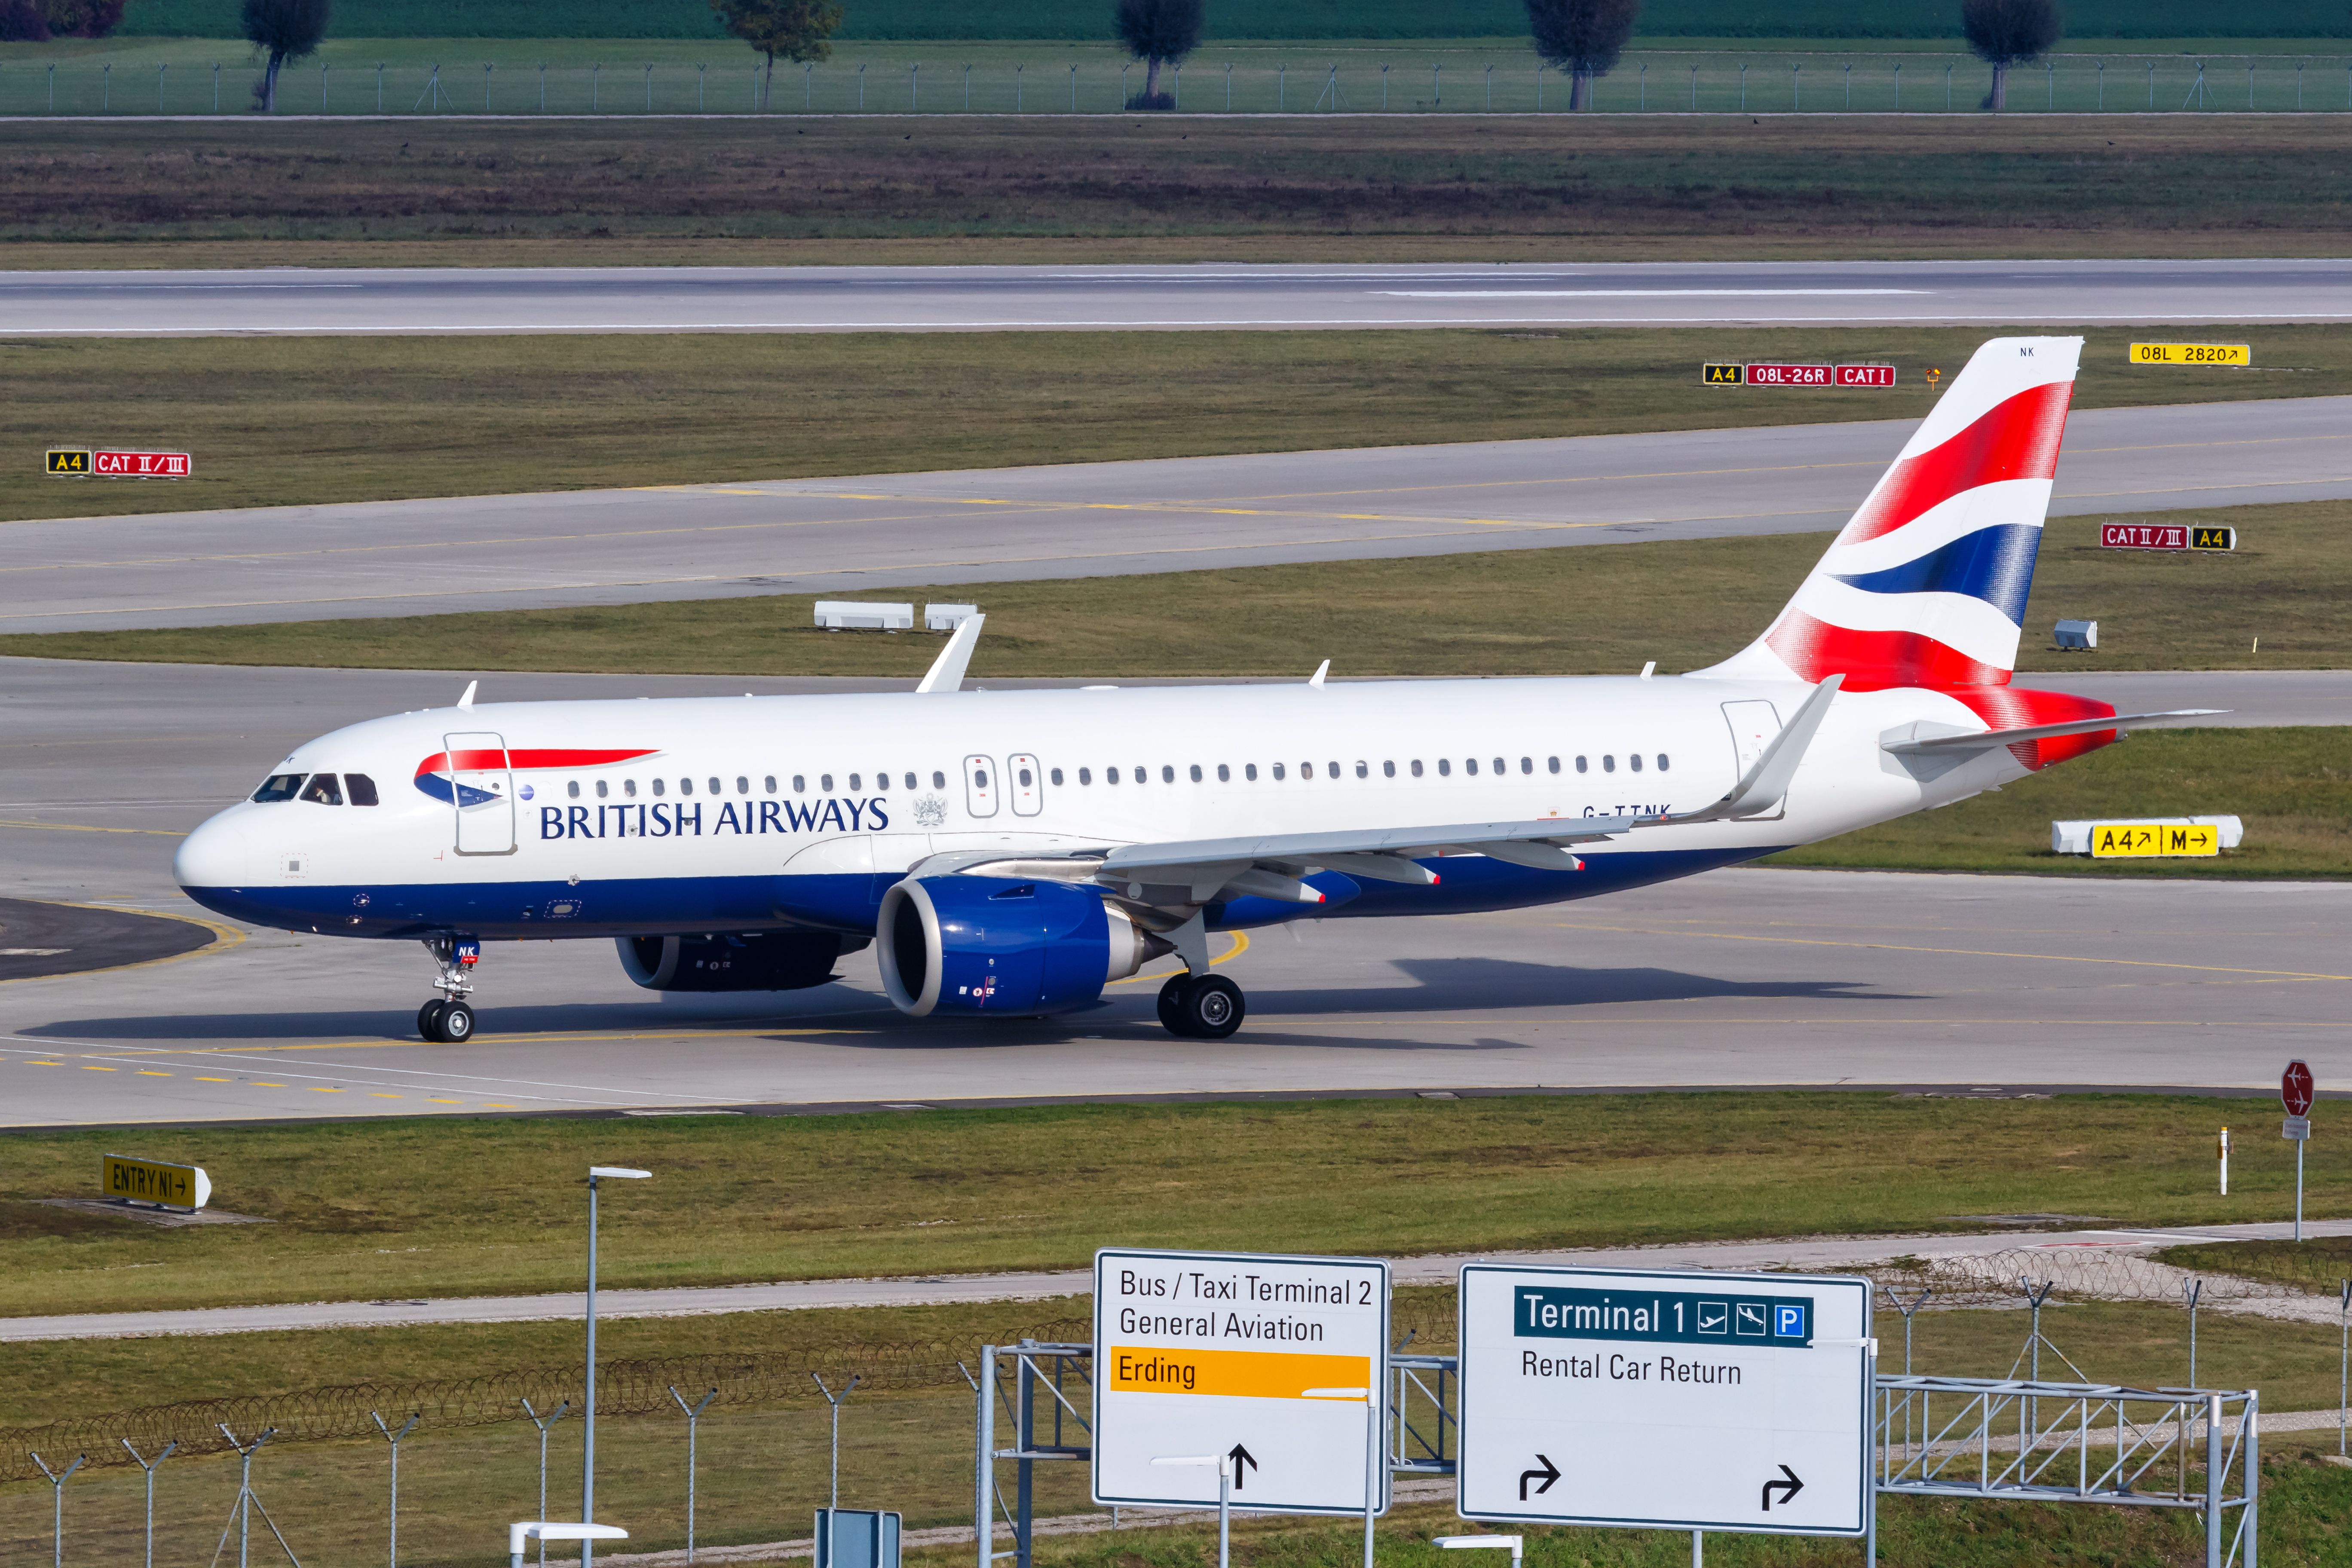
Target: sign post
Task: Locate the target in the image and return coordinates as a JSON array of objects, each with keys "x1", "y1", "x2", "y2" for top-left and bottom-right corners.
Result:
[
  {"x1": 2285, "y1": 1060, "x2": 2316, "y2": 1242},
  {"x1": 1457, "y1": 1265, "x2": 1873, "y2": 1544},
  {"x1": 1093, "y1": 1249, "x2": 1390, "y2": 1520}
]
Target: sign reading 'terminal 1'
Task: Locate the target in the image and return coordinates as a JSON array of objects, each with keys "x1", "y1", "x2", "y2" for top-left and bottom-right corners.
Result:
[
  {"x1": 1458, "y1": 1265, "x2": 1872, "y2": 1537},
  {"x1": 1093, "y1": 1248, "x2": 1390, "y2": 1516}
]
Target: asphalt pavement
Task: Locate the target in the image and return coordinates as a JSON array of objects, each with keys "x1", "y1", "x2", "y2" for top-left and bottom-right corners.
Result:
[
  {"x1": 7, "y1": 258, "x2": 2351, "y2": 335},
  {"x1": 13, "y1": 395, "x2": 2347, "y2": 632}
]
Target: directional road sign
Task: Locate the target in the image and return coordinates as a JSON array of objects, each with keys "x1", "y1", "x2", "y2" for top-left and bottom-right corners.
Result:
[
  {"x1": 1457, "y1": 1265, "x2": 1872, "y2": 1538},
  {"x1": 2283, "y1": 1060, "x2": 2315, "y2": 1118},
  {"x1": 1093, "y1": 1248, "x2": 1390, "y2": 1516}
]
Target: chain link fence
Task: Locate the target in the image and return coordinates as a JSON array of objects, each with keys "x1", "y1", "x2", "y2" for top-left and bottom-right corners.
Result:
[{"x1": 3, "y1": 50, "x2": 2350, "y2": 116}]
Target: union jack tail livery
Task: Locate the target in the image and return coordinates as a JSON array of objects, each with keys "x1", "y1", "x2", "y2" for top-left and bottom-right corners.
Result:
[{"x1": 1700, "y1": 335, "x2": 2081, "y2": 692}]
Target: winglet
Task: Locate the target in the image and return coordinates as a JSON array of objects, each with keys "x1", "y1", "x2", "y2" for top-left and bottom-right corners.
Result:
[
  {"x1": 457, "y1": 680, "x2": 478, "y2": 711},
  {"x1": 916, "y1": 613, "x2": 985, "y2": 694},
  {"x1": 1308, "y1": 659, "x2": 1329, "y2": 688},
  {"x1": 1664, "y1": 674, "x2": 1843, "y2": 824}
]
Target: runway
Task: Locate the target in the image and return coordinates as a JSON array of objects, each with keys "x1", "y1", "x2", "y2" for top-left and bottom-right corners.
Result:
[
  {"x1": 7, "y1": 258, "x2": 2352, "y2": 336},
  {"x1": 12, "y1": 395, "x2": 2347, "y2": 633},
  {"x1": 0, "y1": 658, "x2": 2343, "y2": 1129}
]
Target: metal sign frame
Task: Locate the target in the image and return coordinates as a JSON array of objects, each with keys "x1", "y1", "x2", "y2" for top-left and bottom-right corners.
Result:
[
  {"x1": 1090, "y1": 1247, "x2": 1391, "y2": 1519},
  {"x1": 1456, "y1": 1264, "x2": 1874, "y2": 1539}
]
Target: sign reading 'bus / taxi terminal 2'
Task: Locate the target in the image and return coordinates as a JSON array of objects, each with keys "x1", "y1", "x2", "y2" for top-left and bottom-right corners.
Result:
[
  {"x1": 1092, "y1": 1248, "x2": 1390, "y2": 1516},
  {"x1": 1457, "y1": 1265, "x2": 1872, "y2": 1537}
]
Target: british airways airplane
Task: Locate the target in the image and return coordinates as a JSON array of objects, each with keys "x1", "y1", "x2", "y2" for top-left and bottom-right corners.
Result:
[{"x1": 175, "y1": 337, "x2": 2210, "y2": 1044}]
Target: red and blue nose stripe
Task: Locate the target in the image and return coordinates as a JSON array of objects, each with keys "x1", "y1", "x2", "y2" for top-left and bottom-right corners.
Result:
[{"x1": 413, "y1": 747, "x2": 658, "y2": 805}]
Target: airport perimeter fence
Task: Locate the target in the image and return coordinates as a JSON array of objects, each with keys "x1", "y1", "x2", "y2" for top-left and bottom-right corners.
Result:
[{"x1": 6, "y1": 49, "x2": 2352, "y2": 117}]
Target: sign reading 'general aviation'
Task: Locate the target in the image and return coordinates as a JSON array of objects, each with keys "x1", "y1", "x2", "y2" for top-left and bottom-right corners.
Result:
[
  {"x1": 1093, "y1": 1248, "x2": 1390, "y2": 1516},
  {"x1": 1457, "y1": 1265, "x2": 1872, "y2": 1538}
]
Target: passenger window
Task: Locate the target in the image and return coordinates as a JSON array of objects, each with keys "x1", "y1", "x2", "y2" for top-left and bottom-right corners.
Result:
[
  {"x1": 251, "y1": 772, "x2": 304, "y2": 802},
  {"x1": 1603, "y1": 755, "x2": 1617, "y2": 773},
  {"x1": 764, "y1": 776, "x2": 776, "y2": 793},
  {"x1": 655, "y1": 778, "x2": 668, "y2": 796},
  {"x1": 737, "y1": 777, "x2": 749, "y2": 794},
  {"x1": 1162, "y1": 765, "x2": 1175, "y2": 783},
  {"x1": 793, "y1": 775, "x2": 806, "y2": 793},
  {"x1": 1411, "y1": 760, "x2": 1424, "y2": 778},
  {"x1": 1355, "y1": 760, "x2": 1367, "y2": 778},
  {"x1": 1079, "y1": 767, "x2": 1093, "y2": 785},
  {"x1": 1658, "y1": 754, "x2": 1671, "y2": 772},
  {"x1": 1382, "y1": 760, "x2": 1395, "y2": 778},
  {"x1": 1273, "y1": 763, "x2": 1286, "y2": 780},
  {"x1": 346, "y1": 774, "x2": 380, "y2": 807},
  {"x1": 1328, "y1": 760, "x2": 1340, "y2": 778},
  {"x1": 625, "y1": 778, "x2": 640, "y2": 797},
  {"x1": 971, "y1": 770, "x2": 986, "y2": 790},
  {"x1": 1245, "y1": 764, "x2": 1258, "y2": 781},
  {"x1": 299, "y1": 773, "x2": 344, "y2": 805},
  {"x1": 1439, "y1": 760, "x2": 1452, "y2": 777},
  {"x1": 1133, "y1": 764, "x2": 1147, "y2": 784},
  {"x1": 1189, "y1": 764, "x2": 1202, "y2": 782},
  {"x1": 597, "y1": 779, "x2": 610, "y2": 799},
  {"x1": 1051, "y1": 767, "x2": 1065, "y2": 786},
  {"x1": 1300, "y1": 762, "x2": 1314, "y2": 779},
  {"x1": 567, "y1": 780, "x2": 581, "y2": 799},
  {"x1": 1519, "y1": 757, "x2": 1531, "y2": 775},
  {"x1": 710, "y1": 777, "x2": 722, "y2": 794},
  {"x1": 679, "y1": 778, "x2": 692, "y2": 795},
  {"x1": 1019, "y1": 767, "x2": 1034, "y2": 787},
  {"x1": 1107, "y1": 767, "x2": 1121, "y2": 785},
  {"x1": 1548, "y1": 756, "x2": 1560, "y2": 775},
  {"x1": 1492, "y1": 757, "x2": 1505, "y2": 775},
  {"x1": 1630, "y1": 754, "x2": 1644, "y2": 773},
  {"x1": 821, "y1": 774, "x2": 835, "y2": 792},
  {"x1": 904, "y1": 772, "x2": 916, "y2": 790},
  {"x1": 1576, "y1": 756, "x2": 1588, "y2": 774},
  {"x1": 1217, "y1": 764, "x2": 1230, "y2": 782},
  {"x1": 849, "y1": 774, "x2": 861, "y2": 792},
  {"x1": 932, "y1": 771, "x2": 946, "y2": 789},
  {"x1": 1465, "y1": 758, "x2": 1479, "y2": 776}
]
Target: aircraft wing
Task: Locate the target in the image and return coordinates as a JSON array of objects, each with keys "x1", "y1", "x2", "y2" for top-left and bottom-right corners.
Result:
[{"x1": 1096, "y1": 816, "x2": 1641, "y2": 900}]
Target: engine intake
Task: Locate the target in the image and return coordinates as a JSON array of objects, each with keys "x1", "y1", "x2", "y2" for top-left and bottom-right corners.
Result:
[
  {"x1": 617, "y1": 931, "x2": 863, "y2": 992},
  {"x1": 877, "y1": 875, "x2": 1164, "y2": 1017}
]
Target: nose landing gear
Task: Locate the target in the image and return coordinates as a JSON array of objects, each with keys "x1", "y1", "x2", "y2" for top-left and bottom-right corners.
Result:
[{"x1": 417, "y1": 934, "x2": 481, "y2": 1042}]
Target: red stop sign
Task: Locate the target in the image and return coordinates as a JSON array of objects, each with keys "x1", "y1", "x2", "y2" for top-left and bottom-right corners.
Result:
[{"x1": 2282, "y1": 1060, "x2": 2315, "y2": 1118}]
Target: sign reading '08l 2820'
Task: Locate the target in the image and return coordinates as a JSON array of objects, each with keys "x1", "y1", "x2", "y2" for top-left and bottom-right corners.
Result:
[
  {"x1": 1092, "y1": 1248, "x2": 1390, "y2": 1516},
  {"x1": 1458, "y1": 1265, "x2": 1872, "y2": 1537}
]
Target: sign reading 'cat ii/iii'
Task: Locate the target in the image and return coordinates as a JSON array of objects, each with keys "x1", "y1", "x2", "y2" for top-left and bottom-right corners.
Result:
[
  {"x1": 1092, "y1": 1248, "x2": 1390, "y2": 1516},
  {"x1": 1457, "y1": 1265, "x2": 1874, "y2": 1537}
]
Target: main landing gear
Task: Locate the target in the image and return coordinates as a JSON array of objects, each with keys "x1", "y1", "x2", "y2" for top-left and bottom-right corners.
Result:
[
  {"x1": 417, "y1": 934, "x2": 480, "y2": 1043},
  {"x1": 1158, "y1": 971, "x2": 1245, "y2": 1039}
]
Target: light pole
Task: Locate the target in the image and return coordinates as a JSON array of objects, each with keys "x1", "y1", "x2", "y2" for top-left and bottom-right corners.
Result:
[{"x1": 584, "y1": 1166, "x2": 651, "y2": 1567}]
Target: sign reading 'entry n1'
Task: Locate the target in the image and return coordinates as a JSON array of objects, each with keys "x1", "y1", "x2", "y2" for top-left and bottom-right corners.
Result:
[
  {"x1": 1093, "y1": 1248, "x2": 1390, "y2": 1516},
  {"x1": 1458, "y1": 1265, "x2": 1873, "y2": 1537}
]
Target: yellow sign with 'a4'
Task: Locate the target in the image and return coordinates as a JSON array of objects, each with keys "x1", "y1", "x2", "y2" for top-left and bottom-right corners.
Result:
[
  {"x1": 2092, "y1": 822, "x2": 2220, "y2": 858},
  {"x1": 2129, "y1": 343, "x2": 2250, "y2": 366}
]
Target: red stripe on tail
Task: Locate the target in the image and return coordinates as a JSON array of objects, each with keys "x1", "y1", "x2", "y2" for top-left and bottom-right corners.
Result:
[
  {"x1": 1838, "y1": 382, "x2": 2074, "y2": 547},
  {"x1": 1764, "y1": 611, "x2": 2010, "y2": 691}
]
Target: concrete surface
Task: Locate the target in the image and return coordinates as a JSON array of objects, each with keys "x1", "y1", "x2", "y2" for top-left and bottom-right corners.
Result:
[
  {"x1": 12, "y1": 395, "x2": 2348, "y2": 632},
  {"x1": 8, "y1": 258, "x2": 2351, "y2": 336}
]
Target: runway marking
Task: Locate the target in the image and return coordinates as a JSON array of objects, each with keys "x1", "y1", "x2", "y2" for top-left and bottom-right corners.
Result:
[
  {"x1": 0, "y1": 818, "x2": 187, "y2": 837},
  {"x1": 26, "y1": 1060, "x2": 60, "y2": 1066},
  {"x1": 1377, "y1": 289, "x2": 1929, "y2": 298},
  {"x1": 80, "y1": 1064, "x2": 115, "y2": 1071},
  {"x1": 137, "y1": 1069, "x2": 169, "y2": 1076},
  {"x1": 1548, "y1": 920, "x2": 2352, "y2": 982},
  {"x1": 194, "y1": 1075, "x2": 227, "y2": 1081}
]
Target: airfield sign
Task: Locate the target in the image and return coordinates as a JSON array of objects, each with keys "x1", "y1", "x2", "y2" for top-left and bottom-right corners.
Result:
[
  {"x1": 1092, "y1": 1248, "x2": 1390, "y2": 1516},
  {"x1": 1457, "y1": 1265, "x2": 1872, "y2": 1537}
]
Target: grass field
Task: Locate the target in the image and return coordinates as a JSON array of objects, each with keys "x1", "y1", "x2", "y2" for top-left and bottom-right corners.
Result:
[
  {"x1": 1, "y1": 1094, "x2": 2338, "y2": 1318},
  {"x1": 5, "y1": 116, "x2": 2351, "y2": 261},
  {"x1": 6, "y1": 327, "x2": 2339, "y2": 525}
]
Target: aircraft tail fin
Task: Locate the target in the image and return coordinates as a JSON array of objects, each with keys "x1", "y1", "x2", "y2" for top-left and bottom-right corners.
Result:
[{"x1": 1694, "y1": 335, "x2": 2083, "y2": 691}]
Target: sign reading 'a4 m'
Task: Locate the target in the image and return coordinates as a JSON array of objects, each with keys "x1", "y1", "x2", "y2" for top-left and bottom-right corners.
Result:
[
  {"x1": 1458, "y1": 1265, "x2": 1872, "y2": 1537},
  {"x1": 1093, "y1": 1248, "x2": 1390, "y2": 1516}
]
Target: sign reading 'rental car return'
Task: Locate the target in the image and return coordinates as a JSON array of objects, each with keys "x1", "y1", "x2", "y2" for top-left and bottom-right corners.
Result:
[
  {"x1": 1093, "y1": 1247, "x2": 1390, "y2": 1518},
  {"x1": 1458, "y1": 1264, "x2": 1873, "y2": 1539}
]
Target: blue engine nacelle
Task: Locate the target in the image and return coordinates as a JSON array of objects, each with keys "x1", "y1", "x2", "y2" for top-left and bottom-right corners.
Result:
[{"x1": 876, "y1": 875, "x2": 1163, "y2": 1017}]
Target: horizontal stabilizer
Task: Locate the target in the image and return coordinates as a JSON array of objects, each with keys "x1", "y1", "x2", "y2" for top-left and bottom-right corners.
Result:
[{"x1": 1882, "y1": 708, "x2": 2224, "y2": 756}]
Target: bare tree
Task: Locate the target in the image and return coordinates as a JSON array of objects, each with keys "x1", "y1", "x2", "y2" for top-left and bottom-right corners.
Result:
[
  {"x1": 1526, "y1": 0, "x2": 1641, "y2": 111},
  {"x1": 1961, "y1": 0, "x2": 2062, "y2": 111},
  {"x1": 712, "y1": 0, "x2": 843, "y2": 110},
  {"x1": 242, "y1": 0, "x2": 329, "y2": 113},
  {"x1": 1114, "y1": 0, "x2": 1203, "y2": 109}
]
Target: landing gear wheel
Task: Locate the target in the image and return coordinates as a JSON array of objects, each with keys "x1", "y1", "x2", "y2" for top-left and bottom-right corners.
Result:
[
  {"x1": 418, "y1": 998, "x2": 450, "y2": 1041},
  {"x1": 438, "y1": 1000, "x2": 476, "y2": 1042},
  {"x1": 1157, "y1": 974, "x2": 1194, "y2": 1037},
  {"x1": 1161, "y1": 974, "x2": 1244, "y2": 1040}
]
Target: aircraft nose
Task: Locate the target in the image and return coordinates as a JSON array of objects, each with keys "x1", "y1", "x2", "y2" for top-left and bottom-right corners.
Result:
[{"x1": 174, "y1": 805, "x2": 262, "y2": 893}]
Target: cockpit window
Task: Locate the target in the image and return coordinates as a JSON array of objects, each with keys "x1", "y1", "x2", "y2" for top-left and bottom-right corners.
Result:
[
  {"x1": 298, "y1": 773, "x2": 344, "y2": 806},
  {"x1": 346, "y1": 773, "x2": 380, "y2": 806},
  {"x1": 251, "y1": 773, "x2": 304, "y2": 802}
]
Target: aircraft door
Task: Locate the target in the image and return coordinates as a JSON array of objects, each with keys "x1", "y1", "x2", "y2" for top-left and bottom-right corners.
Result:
[
  {"x1": 444, "y1": 731, "x2": 518, "y2": 855},
  {"x1": 1721, "y1": 701, "x2": 1783, "y2": 781},
  {"x1": 1007, "y1": 753, "x2": 1042, "y2": 816},
  {"x1": 963, "y1": 755, "x2": 999, "y2": 818}
]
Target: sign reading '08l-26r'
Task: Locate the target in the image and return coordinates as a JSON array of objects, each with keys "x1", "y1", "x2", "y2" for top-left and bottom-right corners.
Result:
[
  {"x1": 1093, "y1": 1248, "x2": 1390, "y2": 1516},
  {"x1": 1458, "y1": 1265, "x2": 1872, "y2": 1537}
]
